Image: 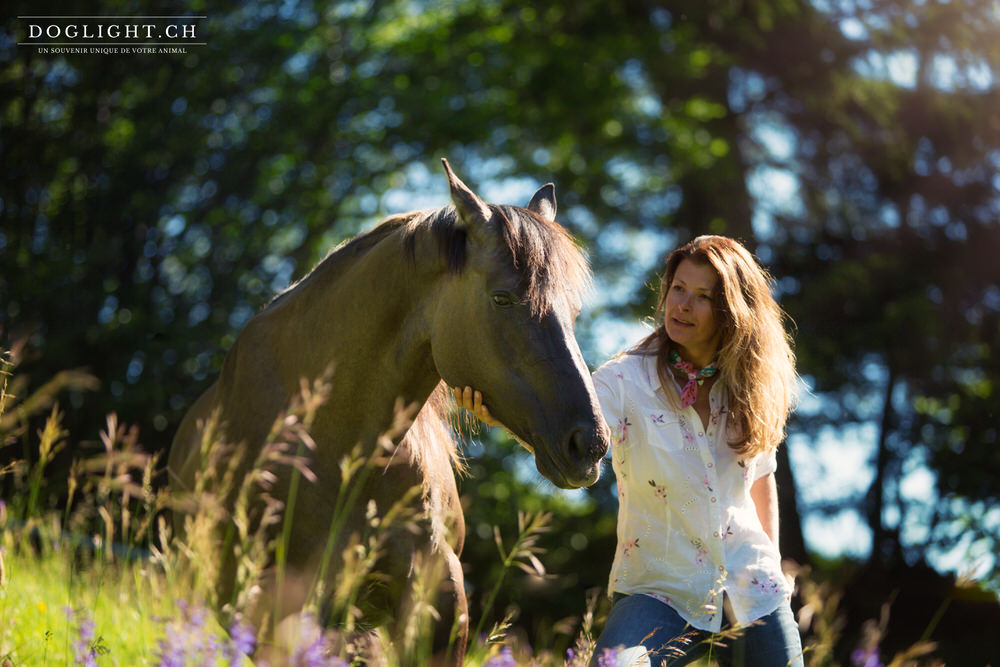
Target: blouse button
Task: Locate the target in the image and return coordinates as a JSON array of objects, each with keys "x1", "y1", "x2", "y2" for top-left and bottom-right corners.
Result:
[
  {"x1": 707, "y1": 462, "x2": 713, "y2": 468},
  {"x1": 718, "y1": 565, "x2": 725, "y2": 572},
  {"x1": 711, "y1": 497, "x2": 717, "y2": 503},
  {"x1": 713, "y1": 531, "x2": 719, "y2": 537}
]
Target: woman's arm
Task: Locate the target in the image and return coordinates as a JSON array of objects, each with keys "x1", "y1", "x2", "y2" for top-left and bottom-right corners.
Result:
[{"x1": 750, "y1": 472, "x2": 780, "y2": 549}]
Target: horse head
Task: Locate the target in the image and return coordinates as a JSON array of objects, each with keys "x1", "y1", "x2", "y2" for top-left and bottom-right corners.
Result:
[{"x1": 431, "y1": 160, "x2": 610, "y2": 489}]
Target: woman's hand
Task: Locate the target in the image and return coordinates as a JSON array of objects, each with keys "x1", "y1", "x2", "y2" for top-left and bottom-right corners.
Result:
[
  {"x1": 451, "y1": 386, "x2": 502, "y2": 427},
  {"x1": 451, "y1": 386, "x2": 533, "y2": 452}
]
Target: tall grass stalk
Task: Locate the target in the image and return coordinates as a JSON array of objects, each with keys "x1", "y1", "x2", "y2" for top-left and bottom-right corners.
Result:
[
  {"x1": 795, "y1": 564, "x2": 846, "y2": 666},
  {"x1": 25, "y1": 405, "x2": 66, "y2": 520},
  {"x1": 312, "y1": 398, "x2": 420, "y2": 603},
  {"x1": 473, "y1": 510, "x2": 553, "y2": 643},
  {"x1": 271, "y1": 373, "x2": 330, "y2": 624}
]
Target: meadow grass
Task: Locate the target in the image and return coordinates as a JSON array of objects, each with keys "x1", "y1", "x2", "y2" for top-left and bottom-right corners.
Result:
[
  {"x1": 0, "y1": 356, "x2": 956, "y2": 666},
  {"x1": 1, "y1": 522, "x2": 176, "y2": 665}
]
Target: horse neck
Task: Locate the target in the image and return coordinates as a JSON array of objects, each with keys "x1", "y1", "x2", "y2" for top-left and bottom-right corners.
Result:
[{"x1": 282, "y1": 224, "x2": 443, "y2": 422}]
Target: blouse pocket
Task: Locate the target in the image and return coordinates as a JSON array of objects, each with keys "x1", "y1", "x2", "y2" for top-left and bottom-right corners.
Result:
[{"x1": 644, "y1": 411, "x2": 687, "y2": 452}]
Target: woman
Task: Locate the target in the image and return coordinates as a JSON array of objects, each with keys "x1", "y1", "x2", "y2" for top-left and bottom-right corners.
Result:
[{"x1": 456, "y1": 235, "x2": 803, "y2": 666}]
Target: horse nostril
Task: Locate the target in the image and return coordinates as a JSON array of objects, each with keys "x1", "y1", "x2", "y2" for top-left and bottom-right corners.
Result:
[{"x1": 566, "y1": 427, "x2": 588, "y2": 462}]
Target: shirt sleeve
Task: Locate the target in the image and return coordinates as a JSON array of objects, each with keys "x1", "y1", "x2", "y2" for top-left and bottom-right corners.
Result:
[{"x1": 754, "y1": 446, "x2": 779, "y2": 481}]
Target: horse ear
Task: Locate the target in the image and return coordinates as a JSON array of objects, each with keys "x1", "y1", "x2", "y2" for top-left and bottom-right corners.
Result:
[
  {"x1": 526, "y1": 183, "x2": 557, "y2": 222},
  {"x1": 442, "y1": 158, "x2": 492, "y2": 229}
]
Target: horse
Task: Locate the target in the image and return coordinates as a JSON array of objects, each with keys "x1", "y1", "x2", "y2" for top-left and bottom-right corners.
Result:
[{"x1": 166, "y1": 159, "x2": 610, "y2": 663}]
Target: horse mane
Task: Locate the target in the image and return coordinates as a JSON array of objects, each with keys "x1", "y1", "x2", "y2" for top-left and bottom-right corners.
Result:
[
  {"x1": 405, "y1": 381, "x2": 466, "y2": 550},
  {"x1": 404, "y1": 204, "x2": 593, "y2": 317},
  {"x1": 408, "y1": 381, "x2": 466, "y2": 472},
  {"x1": 275, "y1": 200, "x2": 591, "y2": 319}
]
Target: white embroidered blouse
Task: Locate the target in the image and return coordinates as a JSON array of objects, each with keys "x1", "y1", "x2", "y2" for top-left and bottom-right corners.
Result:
[{"x1": 593, "y1": 351, "x2": 792, "y2": 632}]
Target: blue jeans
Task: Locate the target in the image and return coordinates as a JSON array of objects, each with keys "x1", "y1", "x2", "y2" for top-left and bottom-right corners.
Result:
[{"x1": 590, "y1": 594, "x2": 804, "y2": 667}]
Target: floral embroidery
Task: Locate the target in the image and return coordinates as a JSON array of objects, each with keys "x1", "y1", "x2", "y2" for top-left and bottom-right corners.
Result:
[
  {"x1": 737, "y1": 459, "x2": 750, "y2": 481},
  {"x1": 691, "y1": 538, "x2": 708, "y2": 567},
  {"x1": 702, "y1": 474, "x2": 713, "y2": 493},
  {"x1": 721, "y1": 524, "x2": 734, "y2": 541},
  {"x1": 622, "y1": 538, "x2": 640, "y2": 558},
  {"x1": 611, "y1": 416, "x2": 632, "y2": 446},
  {"x1": 650, "y1": 413, "x2": 666, "y2": 425},
  {"x1": 751, "y1": 576, "x2": 784, "y2": 595},
  {"x1": 678, "y1": 416, "x2": 696, "y2": 448},
  {"x1": 648, "y1": 479, "x2": 669, "y2": 503},
  {"x1": 710, "y1": 405, "x2": 727, "y2": 427}
]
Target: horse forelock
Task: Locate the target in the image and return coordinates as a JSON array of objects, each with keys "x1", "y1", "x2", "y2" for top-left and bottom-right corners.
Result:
[
  {"x1": 406, "y1": 204, "x2": 590, "y2": 316},
  {"x1": 492, "y1": 204, "x2": 592, "y2": 316}
]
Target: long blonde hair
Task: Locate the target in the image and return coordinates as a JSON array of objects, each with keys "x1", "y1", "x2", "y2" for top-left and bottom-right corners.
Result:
[{"x1": 633, "y1": 235, "x2": 796, "y2": 457}]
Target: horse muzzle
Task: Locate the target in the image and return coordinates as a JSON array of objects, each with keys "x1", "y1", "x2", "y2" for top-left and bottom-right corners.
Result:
[{"x1": 531, "y1": 421, "x2": 609, "y2": 489}]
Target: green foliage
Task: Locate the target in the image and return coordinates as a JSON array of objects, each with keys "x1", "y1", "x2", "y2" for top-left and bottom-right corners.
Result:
[{"x1": 3, "y1": 0, "x2": 999, "y2": 659}]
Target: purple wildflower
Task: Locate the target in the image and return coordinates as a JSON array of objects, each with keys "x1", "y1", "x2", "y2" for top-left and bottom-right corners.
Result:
[
  {"x1": 64, "y1": 607, "x2": 102, "y2": 666},
  {"x1": 154, "y1": 600, "x2": 225, "y2": 667},
  {"x1": 226, "y1": 618, "x2": 257, "y2": 665},
  {"x1": 79, "y1": 618, "x2": 95, "y2": 643},
  {"x1": 154, "y1": 621, "x2": 190, "y2": 666},
  {"x1": 851, "y1": 647, "x2": 884, "y2": 667},
  {"x1": 189, "y1": 606, "x2": 208, "y2": 628},
  {"x1": 597, "y1": 646, "x2": 621, "y2": 667},
  {"x1": 484, "y1": 645, "x2": 516, "y2": 667},
  {"x1": 291, "y1": 636, "x2": 326, "y2": 667},
  {"x1": 285, "y1": 614, "x2": 346, "y2": 667},
  {"x1": 155, "y1": 646, "x2": 185, "y2": 667}
]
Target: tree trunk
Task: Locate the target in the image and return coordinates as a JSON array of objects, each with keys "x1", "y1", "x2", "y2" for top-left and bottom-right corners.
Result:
[
  {"x1": 867, "y1": 362, "x2": 897, "y2": 567},
  {"x1": 776, "y1": 442, "x2": 810, "y2": 565}
]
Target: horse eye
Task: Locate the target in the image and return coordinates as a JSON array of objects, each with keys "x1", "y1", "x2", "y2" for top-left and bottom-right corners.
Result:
[{"x1": 492, "y1": 292, "x2": 514, "y2": 307}]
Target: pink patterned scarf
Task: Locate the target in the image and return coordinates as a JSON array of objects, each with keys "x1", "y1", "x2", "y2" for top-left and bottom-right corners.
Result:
[{"x1": 668, "y1": 348, "x2": 718, "y2": 408}]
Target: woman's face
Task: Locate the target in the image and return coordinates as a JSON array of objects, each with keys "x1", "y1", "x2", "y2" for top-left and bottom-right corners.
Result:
[{"x1": 663, "y1": 258, "x2": 721, "y2": 360}]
